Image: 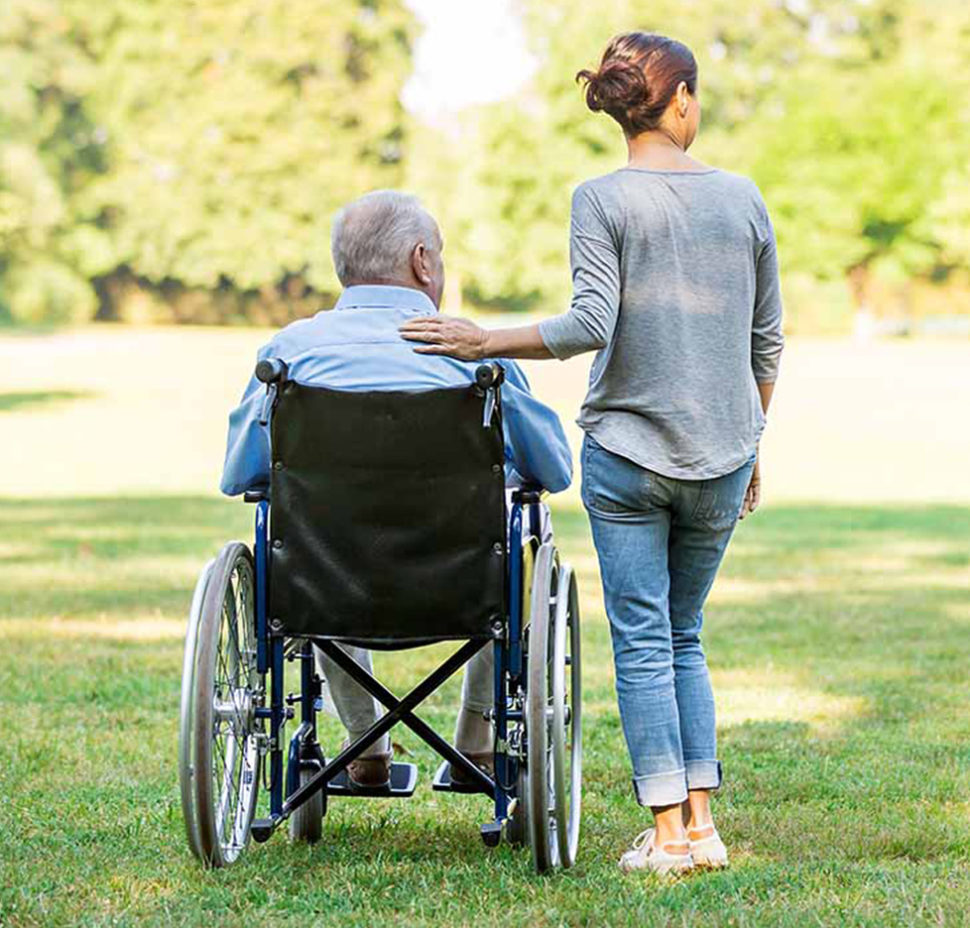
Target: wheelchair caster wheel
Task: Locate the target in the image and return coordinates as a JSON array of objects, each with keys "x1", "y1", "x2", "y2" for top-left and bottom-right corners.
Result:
[
  {"x1": 289, "y1": 763, "x2": 325, "y2": 843},
  {"x1": 480, "y1": 822, "x2": 502, "y2": 848},
  {"x1": 251, "y1": 819, "x2": 275, "y2": 844}
]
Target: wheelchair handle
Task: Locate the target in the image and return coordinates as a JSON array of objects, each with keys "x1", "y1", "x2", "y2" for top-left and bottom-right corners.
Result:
[
  {"x1": 475, "y1": 362, "x2": 504, "y2": 389},
  {"x1": 256, "y1": 357, "x2": 288, "y2": 385}
]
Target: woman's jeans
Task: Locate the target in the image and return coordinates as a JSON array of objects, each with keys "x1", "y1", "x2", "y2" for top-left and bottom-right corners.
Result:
[{"x1": 582, "y1": 434, "x2": 755, "y2": 807}]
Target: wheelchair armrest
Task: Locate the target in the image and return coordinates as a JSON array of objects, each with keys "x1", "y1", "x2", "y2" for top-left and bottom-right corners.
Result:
[{"x1": 243, "y1": 487, "x2": 270, "y2": 503}]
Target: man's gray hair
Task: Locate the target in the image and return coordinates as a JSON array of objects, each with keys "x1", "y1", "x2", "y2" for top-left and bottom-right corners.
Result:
[{"x1": 331, "y1": 190, "x2": 440, "y2": 287}]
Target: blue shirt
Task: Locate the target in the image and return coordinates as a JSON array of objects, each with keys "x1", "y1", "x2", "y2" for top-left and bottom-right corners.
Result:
[{"x1": 220, "y1": 285, "x2": 573, "y2": 497}]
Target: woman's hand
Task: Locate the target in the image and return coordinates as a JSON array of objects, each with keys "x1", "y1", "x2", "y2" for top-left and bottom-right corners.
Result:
[
  {"x1": 739, "y1": 456, "x2": 761, "y2": 520},
  {"x1": 398, "y1": 315, "x2": 488, "y2": 360}
]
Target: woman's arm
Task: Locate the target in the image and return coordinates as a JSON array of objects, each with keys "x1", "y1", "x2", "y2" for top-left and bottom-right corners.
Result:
[
  {"x1": 739, "y1": 381, "x2": 775, "y2": 520},
  {"x1": 740, "y1": 203, "x2": 784, "y2": 520},
  {"x1": 397, "y1": 316, "x2": 552, "y2": 360},
  {"x1": 400, "y1": 185, "x2": 621, "y2": 361}
]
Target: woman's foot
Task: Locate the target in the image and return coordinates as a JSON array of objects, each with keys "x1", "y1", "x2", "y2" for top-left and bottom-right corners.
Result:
[
  {"x1": 618, "y1": 828, "x2": 693, "y2": 875},
  {"x1": 687, "y1": 823, "x2": 728, "y2": 869}
]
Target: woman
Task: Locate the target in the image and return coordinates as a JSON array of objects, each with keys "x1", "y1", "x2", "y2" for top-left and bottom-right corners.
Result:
[{"x1": 401, "y1": 32, "x2": 784, "y2": 875}]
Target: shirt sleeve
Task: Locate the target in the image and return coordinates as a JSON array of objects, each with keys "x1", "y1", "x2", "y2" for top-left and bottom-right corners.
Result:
[
  {"x1": 498, "y1": 361, "x2": 573, "y2": 493},
  {"x1": 752, "y1": 201, "x2": 785, "y2": 383},
  {"x1": 220, "y1": 348, "x2": 272, "y2": 496},
  {"x1": 537, "y1": 184, "x2": 621, "y2": 360}
]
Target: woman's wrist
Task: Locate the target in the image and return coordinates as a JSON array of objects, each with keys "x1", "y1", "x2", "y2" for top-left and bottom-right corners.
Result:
[
  {"x1": 477, "y1": 324, "x2": 553, "y2": 361},
  {"x1": 478, "y1": 328, "x2": 493, "y2": 360}
]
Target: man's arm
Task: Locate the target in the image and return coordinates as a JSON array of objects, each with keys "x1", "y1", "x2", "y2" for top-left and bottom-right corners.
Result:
[
  {"x1": 220, "y1": 357, "x2": 272, "y2": 496},
  {"x1": 498, "y1": 362, "x2": 573, "y2": 494}
]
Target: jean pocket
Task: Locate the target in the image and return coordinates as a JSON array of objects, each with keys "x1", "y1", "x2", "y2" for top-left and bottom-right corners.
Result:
[
  {"x1": 581, "y1": 436, "x2": 647, "y2": 515},
  {"x1": 692, "y1": 460, "x2": 754, "y2": 530}
]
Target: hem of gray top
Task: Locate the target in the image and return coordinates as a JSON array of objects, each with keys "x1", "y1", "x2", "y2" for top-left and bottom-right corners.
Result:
[{"x1": 580, "y1": 423, "x2": 763, "y2": 483}]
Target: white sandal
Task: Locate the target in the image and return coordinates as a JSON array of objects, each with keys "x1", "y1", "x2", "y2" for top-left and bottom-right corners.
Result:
[
  {"x1": 619, "y1": 827, "x2": 693, "y2": 875},
  {"x1": 688, "y1": 824, "x2": 728, "y2": 869}
]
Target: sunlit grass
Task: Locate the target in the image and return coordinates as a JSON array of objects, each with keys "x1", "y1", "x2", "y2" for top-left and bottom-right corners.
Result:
[
  {"x1": 2, "y1": 328, "x2": 969, "y2": 925},
  {"x1": 2, "y1": 495, "x2": 969, "y2": 927}
]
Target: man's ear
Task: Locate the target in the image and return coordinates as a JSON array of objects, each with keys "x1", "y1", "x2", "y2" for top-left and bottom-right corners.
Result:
[{"x1": 411, "y1": 243, "x2": 431, "y2": 286}]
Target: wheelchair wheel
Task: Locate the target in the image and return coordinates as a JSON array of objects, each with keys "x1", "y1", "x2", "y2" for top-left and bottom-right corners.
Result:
[
  {"x1": 179, "y1": 557, "x2": 214, "y2": 861},
  {"x1": 524, "y1": 542, "x2": 558, "y2": 872},
  {"x1": 182, "y1": 542, "x2": 263, "y2": 867},
  {"x1": 288, "y1": 763, "x2": 325, "y2": 844},
  {"x1": 551, "y1": 564, "x2": 582, "y2": 868}
]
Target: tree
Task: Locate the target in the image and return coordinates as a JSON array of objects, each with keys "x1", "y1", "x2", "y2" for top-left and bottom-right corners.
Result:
[
  {"x1": 0, "y1": 0, "x2": 106, "y2": 323},
  {"x1": 0, "y1": 0, "x2": 416, "y2": 323},
  {"x1": 444, "y1": 0, "x2": 970, "y2": 328}
]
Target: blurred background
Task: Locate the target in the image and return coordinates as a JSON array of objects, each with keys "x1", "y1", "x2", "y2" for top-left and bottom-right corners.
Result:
[{"x1": 2, "y1": 0, "x2": 969, "y2": 335}]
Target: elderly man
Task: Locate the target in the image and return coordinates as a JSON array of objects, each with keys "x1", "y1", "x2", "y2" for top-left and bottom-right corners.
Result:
[{"x1": 220, "y1": 190, "x2": 571, "y2": 789}]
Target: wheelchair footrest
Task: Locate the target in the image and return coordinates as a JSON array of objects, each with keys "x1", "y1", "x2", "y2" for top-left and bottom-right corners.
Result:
[
  {"x1": 432, "y1": 760, "x2": 491, "y2": 795},
  {"x1": 251, "y1": 818, "x2": 276, "y2": 843},
  {"x1": 326, "y1": 762, "x2": 418, "y2": 798}
]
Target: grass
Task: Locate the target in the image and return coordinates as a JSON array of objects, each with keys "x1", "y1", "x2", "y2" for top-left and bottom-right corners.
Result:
[
  {"x1": 1, "y1": 497, "x2": 969, "y2": 927},
  {"x1": 1, "y1": 328, "x2": 969, "y2": 926}
]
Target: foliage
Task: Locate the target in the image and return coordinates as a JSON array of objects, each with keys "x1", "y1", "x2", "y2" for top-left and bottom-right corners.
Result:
[
  {"x1": 2, "y1": 0, "x2": 970, "y2": 327},
  {"x1": 0, "y1": 0, "x2": 414, "y2": 323},
  {"x1": 0, "y1": 0, "x2": 106, "y2": 324},
  {"x1": 435, "y1": 0, "x2": 970, "y2": 325}
]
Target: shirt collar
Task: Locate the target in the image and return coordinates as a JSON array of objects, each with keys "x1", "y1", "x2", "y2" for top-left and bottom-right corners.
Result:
[{"x1": 334, "y1": 285, "x2": 437, "y2": 316}]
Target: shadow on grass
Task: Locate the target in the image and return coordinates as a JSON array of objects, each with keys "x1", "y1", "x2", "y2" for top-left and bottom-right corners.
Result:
[{"x1": 0, "y1": 390, "x2": 98, "y2": 414}]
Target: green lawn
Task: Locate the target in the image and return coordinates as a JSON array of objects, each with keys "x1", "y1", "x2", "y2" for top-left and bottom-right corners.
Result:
[{"x1": 2, "y1": 493, "x2": 969, "y2": 927}]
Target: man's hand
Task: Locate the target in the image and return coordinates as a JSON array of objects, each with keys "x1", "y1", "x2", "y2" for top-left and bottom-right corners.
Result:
[
  {"x1": 739, "y1": 456, "x2": 761, "y2": 520},
  {"x1": 398, "y1": 315, "x2": 488, "y2": 360}
]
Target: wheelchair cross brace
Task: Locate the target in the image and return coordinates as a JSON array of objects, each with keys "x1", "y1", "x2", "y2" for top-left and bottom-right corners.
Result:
[{"x1": 252, "y1": 637, "x2": 497, "y2": 841}]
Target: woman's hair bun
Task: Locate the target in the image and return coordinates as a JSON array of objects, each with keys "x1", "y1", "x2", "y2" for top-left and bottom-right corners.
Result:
[
  {"x1": 577, "y1": 59, "x2": 648, "y2": 114},
  {"x1": 576, "y1": 32, "x2": 698, "y2": 136}
]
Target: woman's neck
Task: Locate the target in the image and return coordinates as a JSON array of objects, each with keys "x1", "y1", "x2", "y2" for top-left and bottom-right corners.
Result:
[{"x1": 625, "y1": 130, "x2": 707, "y2": 172}]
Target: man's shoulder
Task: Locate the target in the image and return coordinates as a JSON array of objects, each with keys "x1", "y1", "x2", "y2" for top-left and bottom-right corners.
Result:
[{"x1": 259, "y1": 310, "x2": 330, "y2": 358}]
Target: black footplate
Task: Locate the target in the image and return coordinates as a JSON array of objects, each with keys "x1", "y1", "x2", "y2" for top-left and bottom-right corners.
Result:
[
  {"x1": 326, "y1": 761, "x2": 418, "y2": 798},
  {"x1": 250, "y1": 818, "x2": 276, "y2": 843},
  {"x1": 432, "y1": 760, "x2": 492, "y2": 795}
]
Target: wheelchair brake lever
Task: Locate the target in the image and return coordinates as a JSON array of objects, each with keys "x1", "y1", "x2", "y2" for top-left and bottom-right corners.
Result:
[
  {"x1": 258, "y1": 383, "x2": 277, "y2": 427},
  {"x1": 482, "y1": 388, "x2": 497, "y2": 427}
]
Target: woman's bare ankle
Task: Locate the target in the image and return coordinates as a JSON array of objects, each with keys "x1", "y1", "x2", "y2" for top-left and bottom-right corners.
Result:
[
  {"x1": 652, "y1": 802, "x2": 689, "y2": 849},
  {"x1": 685, "y1": 789, "x2": 714, "y2": 832}
]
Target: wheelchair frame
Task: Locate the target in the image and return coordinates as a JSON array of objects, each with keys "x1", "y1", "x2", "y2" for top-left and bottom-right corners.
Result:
[{"x1": 179, "y1": 363, "x2": 582, "y2": 873}]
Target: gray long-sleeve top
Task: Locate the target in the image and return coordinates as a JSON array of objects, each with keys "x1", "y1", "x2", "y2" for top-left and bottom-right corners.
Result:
[{"x1": 538, "y1": 167, "x2": 785, "y2": 480}]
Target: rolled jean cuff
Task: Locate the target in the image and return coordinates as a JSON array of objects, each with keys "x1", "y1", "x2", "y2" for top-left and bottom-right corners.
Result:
[
  {"x1": 685, "y1": 759, "x2": 722, "y2": 791},
  {"x1": 632, "y1": 768, "x2": 688, "y2": 807}
]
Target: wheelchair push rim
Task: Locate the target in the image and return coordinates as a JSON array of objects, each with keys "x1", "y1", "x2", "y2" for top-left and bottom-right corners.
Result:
[
  {"x1": 525, "y1": 541, "x2": 559, "y2": 873},
  {"x1": 182, "y1": 542, "x2": 263, "y2": 867},
  {"x1": 551, "y1": 563, "x2": 582, "y2": 868}
]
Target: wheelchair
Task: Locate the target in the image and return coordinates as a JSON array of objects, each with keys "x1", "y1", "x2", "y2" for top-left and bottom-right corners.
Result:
[{"x1": 178, "y1": 360, "x2": 582, "y2": 873}]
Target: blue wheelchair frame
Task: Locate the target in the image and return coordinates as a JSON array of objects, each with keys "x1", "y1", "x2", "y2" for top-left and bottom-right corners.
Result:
[{"x1": 248, "y1": 487, "x2": 545, "y2": 847}]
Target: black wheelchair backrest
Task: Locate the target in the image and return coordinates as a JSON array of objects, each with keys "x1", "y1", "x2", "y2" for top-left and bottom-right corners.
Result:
[{"x1": 267, "y1": 379, "x2": 506, "y2": 648}]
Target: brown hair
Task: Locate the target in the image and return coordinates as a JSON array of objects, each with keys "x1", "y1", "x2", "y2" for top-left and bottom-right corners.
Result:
[{"x1": 576, "y1": 32, "x2": 698, "y2": 137}]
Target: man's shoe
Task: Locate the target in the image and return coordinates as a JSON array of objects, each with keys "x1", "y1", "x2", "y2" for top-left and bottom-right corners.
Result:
[
  {"x1": 342, "y1": 740, "x2": 391, "y2": 789},
  {"x1": 449, "y1": 750, "x2": 494, "y2": 788}
]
